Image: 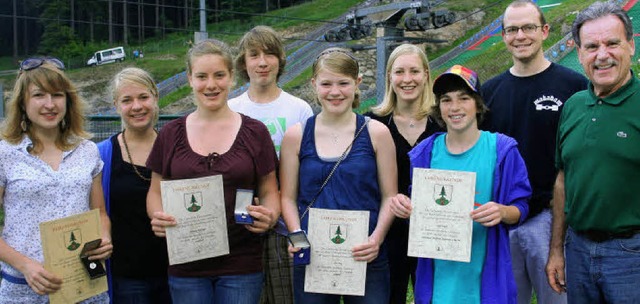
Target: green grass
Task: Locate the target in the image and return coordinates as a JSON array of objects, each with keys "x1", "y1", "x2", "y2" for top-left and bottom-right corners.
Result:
[
  {"x1": 159, "y1": 85, "x2": 192, "y2": 108},
  {"x1": 135, "y1": 0, "x2": 365, "y2": 104},
  {"x1": 427, "y1": 0, "x2": 512, "y2": 61},
  {"x1": 283, "y1": 67, "x2": 313, "y2": 91},
  {"x1": 431, "y1": 0, "x2": 593, "y2": 82},
  {"x1": 0, "y1": 57, "x2": 16, "y2": 70}
]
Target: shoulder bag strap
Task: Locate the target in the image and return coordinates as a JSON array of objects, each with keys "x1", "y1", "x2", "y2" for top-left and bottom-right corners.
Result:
[{"x1": 299, "y1": 117, "x2": 369, "y2": 220}]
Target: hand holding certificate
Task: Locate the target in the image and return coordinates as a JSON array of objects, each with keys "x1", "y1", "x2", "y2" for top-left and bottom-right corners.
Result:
[
  {"x1": 408, "y1": 168, "x2": 476, "y2": 262},
  {"x1": 39, "y1": 209, "x2": 108, "y2": 304},
  {"x1": 161, "y1": 175, "x2": 229, "y2": 265},
  {"x1": 304, "y1": 208, "x2": 369, "y2": 296}
]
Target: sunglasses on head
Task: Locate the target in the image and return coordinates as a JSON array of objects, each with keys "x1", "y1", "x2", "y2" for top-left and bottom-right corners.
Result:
[{"x1": 19, "y1": 57, "x2": 65, "y2": 72}]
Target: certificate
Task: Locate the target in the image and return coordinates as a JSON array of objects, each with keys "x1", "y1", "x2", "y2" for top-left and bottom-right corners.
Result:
[
  {"x1": 161, "y1": 175, "x2": 229, "y2": 265},
  {"x1": 408, "y1": 168, "x2": 476, "y2": 262},
  {"x1": 39, "y1": 209, "x2": 107, "y2": 304},
  {"x1": 304, "y1": 208, "x2": 369, "y2": 296}
]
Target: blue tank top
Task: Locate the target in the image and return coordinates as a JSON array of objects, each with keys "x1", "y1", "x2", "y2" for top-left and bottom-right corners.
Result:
[{"x1": 298, "y1": 114, "x2": 384, "y2": 261}]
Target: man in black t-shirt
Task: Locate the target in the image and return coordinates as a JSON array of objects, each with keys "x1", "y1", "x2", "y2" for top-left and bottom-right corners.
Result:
[{"x1": 480, "y1": 1, "x2": 587, "y2": 304}]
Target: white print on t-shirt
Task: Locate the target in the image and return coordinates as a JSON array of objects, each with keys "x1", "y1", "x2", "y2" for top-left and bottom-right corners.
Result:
[{"x1": 533, "y1": 95, "x2": 563, "y2": 111}]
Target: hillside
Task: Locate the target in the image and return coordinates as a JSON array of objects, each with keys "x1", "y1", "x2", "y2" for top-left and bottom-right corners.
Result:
[{"x1": 1, "y1": 0, "x2": 594, "y2": 116}]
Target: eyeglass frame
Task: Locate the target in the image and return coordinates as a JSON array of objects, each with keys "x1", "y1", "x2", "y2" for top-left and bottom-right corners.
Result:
[
  {"x1": 502, "y1": 24, "x2": 544, "y2": 36},
  {"x1": 19, "y1": 57, "x2": 65, "y2": 72}
]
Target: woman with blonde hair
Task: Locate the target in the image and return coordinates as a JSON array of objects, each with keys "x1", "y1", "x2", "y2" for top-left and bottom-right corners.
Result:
[
  {"x1": 0, "y1": 58, "x2": 111, "y2": 303},
  {"x1": 280, "y1": 48, "x2": 397, "y2": 303},
  {"x1": 146, "y1": 40, "x2": 280, "y2": 303},
  {"x1": 366, "y1": 44, "x2": 443, "y2": 304},
  {"x1": 98, "y1": 67, "x2": 170, "y2": 303}
]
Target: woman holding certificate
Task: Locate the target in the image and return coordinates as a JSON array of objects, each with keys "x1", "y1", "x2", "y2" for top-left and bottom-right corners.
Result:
[
  {"x1": 0, "y1": 58, "x2": 111, "y2": 303},
  {"x1": 97, "y1": 67, "x2": 170, "y2": 303},
  {"x1": 390, "y1": 65, "x2": 531, "y2": 304},
  {"x1": 280, "y1": 48, "x2": 397, "y2": 303},
  {"x1": 366, "y1": 44, "x2": 444, "y2": 304},
  {"x1": 146, "y1": 40, "x2": 279, "y2": 304}
]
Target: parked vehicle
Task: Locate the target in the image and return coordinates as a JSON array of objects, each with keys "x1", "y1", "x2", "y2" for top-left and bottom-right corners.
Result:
[{"x1": 87, "y1": 46, "x2": 126, "y2": 66}]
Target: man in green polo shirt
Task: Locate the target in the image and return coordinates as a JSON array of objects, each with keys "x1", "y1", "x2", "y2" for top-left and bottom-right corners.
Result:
[{"x1": 546, "y1": 2, "x2": 640, "y2": 303}]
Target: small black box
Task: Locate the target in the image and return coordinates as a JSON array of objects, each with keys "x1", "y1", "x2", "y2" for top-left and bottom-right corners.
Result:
[{"x1": 79, "y1": 239, "x2": 107, "y2": 279}]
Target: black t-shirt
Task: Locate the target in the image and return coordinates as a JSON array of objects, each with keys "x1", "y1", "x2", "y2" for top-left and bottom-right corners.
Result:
[
  {"x1": 365, "y1": 112, "x2": 444, "y2": 196},
  {"x1": 481, "y1": 63, "x2": 587, "y2": 217},
  {"x1": 109, "y1": 134, "x2": 169, "y2": 278}
]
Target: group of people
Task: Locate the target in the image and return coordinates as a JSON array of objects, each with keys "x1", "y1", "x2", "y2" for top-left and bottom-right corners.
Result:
[{"x1": 0, "y1": 0, "x2": 638, "y2": 303}]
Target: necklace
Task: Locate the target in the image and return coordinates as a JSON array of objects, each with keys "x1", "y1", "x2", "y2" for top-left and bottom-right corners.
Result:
[
  {"x1": 330, "y1": 132, "x2": 339, "y2": 144},
  {"x1": 122, "y1": 129, "x2": 156, "y2": 182},
  {"x1": 409, "y1": 119, "x2": 415, "y2": 128}
]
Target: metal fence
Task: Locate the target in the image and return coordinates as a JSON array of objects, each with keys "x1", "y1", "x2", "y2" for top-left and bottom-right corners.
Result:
[{"x1": 87, "y1": 115, "x2": 182, "y2": 143}]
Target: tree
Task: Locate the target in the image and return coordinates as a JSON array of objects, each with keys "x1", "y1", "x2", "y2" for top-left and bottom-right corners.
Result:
[
  {"x1": 436, "y1": 186, "x2": 449, "y2": 206},
  {"x1": 187, "y1": 194, "x2": 201, "y2": 212},
  {"x1": 13, "y1": 0, "x2": 18, "y2": 64},
  {"x1": 331, "y1": 225, "x2": 345, "y2": 244},
  {"x1": 123, "y1": 0, "x2": 128, "y2": 45},
  {"x1": 109, "y1": 0, "x2": 113, "y2": 44}
]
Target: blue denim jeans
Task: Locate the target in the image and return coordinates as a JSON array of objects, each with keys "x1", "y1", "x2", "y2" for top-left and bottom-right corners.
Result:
[
  {"x1": 566, "y1": 228, "x2": 640, "y2": 304},
  {"x1": 168, "y1": 272, "x2": 263, "y2": 304},
  {"x1": 293, "y1": 261, "x2": 389, "y2": 304},
  {"x1": 510, "y1": 209, "x2": 567, "y2": 304},
  {"x1": 112, "y1": 276, "x2": 171, "y2": 304}
]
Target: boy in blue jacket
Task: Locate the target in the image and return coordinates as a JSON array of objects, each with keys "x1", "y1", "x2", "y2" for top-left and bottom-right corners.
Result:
[{"x1": 390, "y1": 65, "x2": 531, "y2": 304}]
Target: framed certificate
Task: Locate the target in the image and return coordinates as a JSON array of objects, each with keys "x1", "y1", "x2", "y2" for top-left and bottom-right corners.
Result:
[
  {"x1": 161, "y1": 175, "x2": 229, "y2": 265},
  {"x1": 408, "y1": 168, "x2": 476, "y2": 262}
]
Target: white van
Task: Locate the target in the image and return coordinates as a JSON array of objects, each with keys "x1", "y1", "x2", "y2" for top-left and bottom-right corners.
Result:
[{"x1": 87, "y1": 46, "x2": 126, "y2": 66}]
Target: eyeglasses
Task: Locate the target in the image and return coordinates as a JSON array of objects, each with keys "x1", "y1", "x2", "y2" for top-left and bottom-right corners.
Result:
[
  {"x1": 503, "y1": 24, "x2": 543, "y2": 36},
  {"x1": 19, "y1": 57, "x2": 65, "y2": 72}
]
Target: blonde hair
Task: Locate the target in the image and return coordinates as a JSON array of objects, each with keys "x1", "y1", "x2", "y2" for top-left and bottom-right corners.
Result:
[
  {"x1": 1, "y1": 63, "x2": 89, "y2": 153},
  {"x1": 186, "y1": 39, "x2": 234, "y2": 76},
  {"x1": 110, "y1": 67, "x2": 160, "y2": 128},
  {"x1": 371, "y1": 44, "x2": 434, "y2": 119},
  {"x1": 312, "y1": 48, "x2": 361, "y2": 109},
  {"x1": 235, "y1": 26, "x2": 286, "y2": 83}
]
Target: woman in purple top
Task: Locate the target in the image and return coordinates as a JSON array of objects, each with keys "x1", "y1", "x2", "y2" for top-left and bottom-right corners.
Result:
[{"x1": 146, "y1": 40, "x2": 280, "y2": 304}]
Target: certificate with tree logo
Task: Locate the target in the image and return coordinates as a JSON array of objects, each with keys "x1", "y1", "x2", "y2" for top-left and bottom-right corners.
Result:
[
  {"x1": 304, "y1": 208, "x2": 369, "y2": 296},
  {"x1": 408, "y1": 168, "x2": 476, "y2": 262},
  {"x1": 161, "y1": 175, "x2": 229, "y2": 265},
  {"x1": 40, "y1": 209, "x2": 107, "y2": 304}
]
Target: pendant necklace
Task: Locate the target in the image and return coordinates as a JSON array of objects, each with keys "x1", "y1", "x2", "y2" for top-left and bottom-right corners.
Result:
[
  {"x1": 122, "y1": 129, "x2": 156, "y2": 182},
  {"x1": 331, "y1": 132, "x2": 339, "y2": 144}
]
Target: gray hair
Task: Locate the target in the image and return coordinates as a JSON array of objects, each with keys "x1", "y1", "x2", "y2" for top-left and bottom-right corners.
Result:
[{"x1": 572, "y1": 1, "x2": 633, "y2": 47}]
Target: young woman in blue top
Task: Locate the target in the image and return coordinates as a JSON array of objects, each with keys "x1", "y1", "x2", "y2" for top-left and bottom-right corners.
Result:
[
  {"x1": 97, "y1": 67, "x2": 170, "y2": 303},
  {"x1": 390, "y1": 65, "x2": 531, "y2": 304},
  {"x1": 280, "y1": 48, "x2": 397, "y2": 303}
]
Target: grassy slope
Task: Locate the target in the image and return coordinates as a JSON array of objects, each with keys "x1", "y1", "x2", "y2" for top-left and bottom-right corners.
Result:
[{"x1": 0, "y1": 0, "x2": 363, "y2": 104}]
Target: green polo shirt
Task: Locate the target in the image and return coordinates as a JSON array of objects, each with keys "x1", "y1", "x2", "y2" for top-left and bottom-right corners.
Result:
[{"x1": 556, "y1": 73, "x2": 640, "y2": 233}]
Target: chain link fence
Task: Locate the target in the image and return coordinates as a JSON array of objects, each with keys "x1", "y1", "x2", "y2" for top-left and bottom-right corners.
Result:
[{"x1": 87, "y1": 115, "x2": 182, "y2": 143}]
